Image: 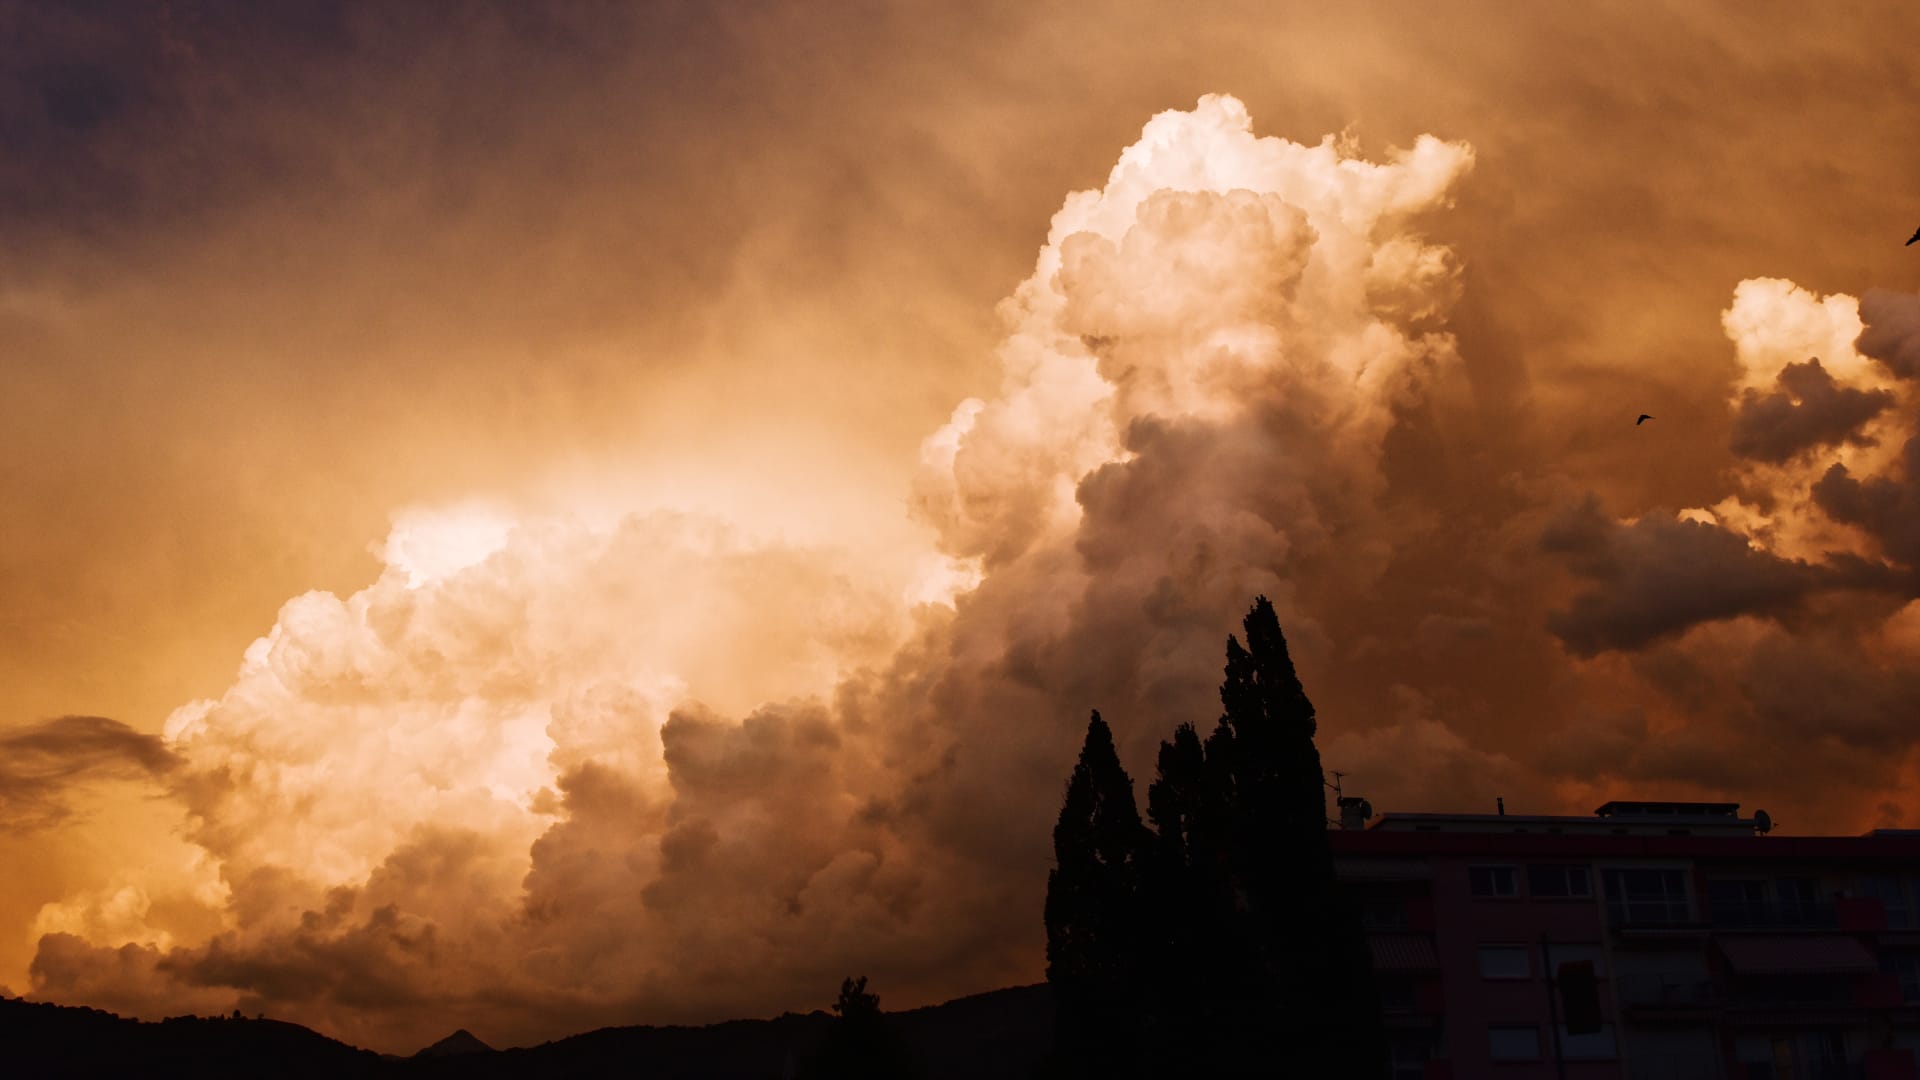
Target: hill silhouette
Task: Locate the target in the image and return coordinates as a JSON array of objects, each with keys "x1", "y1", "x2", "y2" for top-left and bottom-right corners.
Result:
[
  {"x1": 0, "y1": 985, "x2": 1052, "y2": 1079},
  {"x1": 413, "y1": 1029, "x2": 495, "y2": 1059},
  {"x1": 0, "y1": 997, "x2": 388, "y2": 1078}
]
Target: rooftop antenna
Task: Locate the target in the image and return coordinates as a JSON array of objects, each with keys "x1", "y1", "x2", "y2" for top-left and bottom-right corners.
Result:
[{"x1": 1754, "y1": 809, "x2": 1774, "y2": 835}]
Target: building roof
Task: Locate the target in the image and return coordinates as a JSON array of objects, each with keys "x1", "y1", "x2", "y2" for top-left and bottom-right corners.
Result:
[
  {"x1": 1330, "y1": 828, "x2": 1920, "y2": 862},
  {"x1": 1366, "y1": 810, "x2": 1759, "y2": 837},
  {"x1": 1593, "y1": 800, "x2": 1742, "y2": 818}
]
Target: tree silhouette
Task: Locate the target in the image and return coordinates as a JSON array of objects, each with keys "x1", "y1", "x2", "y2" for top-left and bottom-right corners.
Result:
[
  {"x1": 1211, "y1": 596, "x2": 1384, "y2": 1075},
  {"x1": 1140, "y1": 722, "x2": 1238, "y2": 1074},
  {"x1": 1045, "y1": 711, "x2": 1151, "y2": 1077},
  {"x1": 798, "y1": 976, "x2": 920, "y2": 1080},
  {"x1": 1046, "y1": 599, "x2": 1385, "y2": 1077}
]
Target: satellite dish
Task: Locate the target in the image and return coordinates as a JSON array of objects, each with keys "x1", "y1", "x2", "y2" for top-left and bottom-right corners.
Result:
[{"x1": 1754, "y1": 809, "x2": 1773, "y2": 834}]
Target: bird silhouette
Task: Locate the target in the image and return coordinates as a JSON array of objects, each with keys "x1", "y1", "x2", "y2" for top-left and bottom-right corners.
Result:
[
  {"x1": 1908, "y1": 226, "x2": 1920, "y2": 247},
  {"x1": 1636, "y1": 414, "x2": 1654, "y2": 425}
]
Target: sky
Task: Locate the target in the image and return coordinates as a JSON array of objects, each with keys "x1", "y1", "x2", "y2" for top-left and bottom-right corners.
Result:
[{"x1": 4, "y1": 0, "x2": 1920, "y2": 1053}]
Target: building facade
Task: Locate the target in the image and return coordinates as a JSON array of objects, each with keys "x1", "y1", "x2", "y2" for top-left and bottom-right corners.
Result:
[{"x1": 1331, "y1": 801, "x2": 1920, "y2": 1080}]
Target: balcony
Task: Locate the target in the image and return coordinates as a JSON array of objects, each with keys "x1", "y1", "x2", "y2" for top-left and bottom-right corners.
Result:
[
  {"x1": 1628, "y1": 1058, "x2": 1726, "y2": 1080},
  {"x1": 1615, "y1": 972, "x2": 1717, "y2": 1010},
  {"x1": 1724, "y1": 974, "x2": 1855, "y2": 1009},
  {"x1": 1607, "y1": 897, "x2": 1698, "y2": 929},
  {"x1": 1709, "y1": 899, "x2": 1839, "y2": 931}
]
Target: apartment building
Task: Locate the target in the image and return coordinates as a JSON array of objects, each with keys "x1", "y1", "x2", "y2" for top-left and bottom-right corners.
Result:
[{"x1": 1330, "y1": 800, "x2": 1920, "y2": 1080}]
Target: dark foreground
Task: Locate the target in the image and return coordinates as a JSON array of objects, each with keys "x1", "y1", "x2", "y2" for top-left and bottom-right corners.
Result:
[{"x1": 0, "y1": 985, "x2": 1052, "y2": 1079}]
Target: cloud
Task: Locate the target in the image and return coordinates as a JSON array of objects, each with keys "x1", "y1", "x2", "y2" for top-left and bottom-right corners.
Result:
[
  {"x1": 1813, "y1": 436, "x2": 1920, "y2": 570},
  {"x1": 1541, "y1": 499, "x2": 1892, "y2": 656},
  {"x1": 17, "y1": 57, "x2": 1920, "y2": 1052},
  {"x1": 0, "y1": 716, "x2": 177, "y2": 831},
  {"x1": 1729, "y1": 358, "x2": 1894, "y2": 464},
  {"x1": 1858, "y1": 289, "x2": 1920, "y2": 380},
  {"x1": 23, "y1": 95, "x2": 1482, "y2": 1050}
]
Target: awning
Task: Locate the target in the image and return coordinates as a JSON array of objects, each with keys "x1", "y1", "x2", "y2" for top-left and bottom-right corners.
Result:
[
  {"x1": 1370, "y1": 935, "x2": 1439, "y2": 972},
  {"x1": 1717, "y1": 935, "x2": 1878, "y2": 975}
]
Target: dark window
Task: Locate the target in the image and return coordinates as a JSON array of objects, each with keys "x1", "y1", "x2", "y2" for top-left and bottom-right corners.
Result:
[
  {"x1": 1868, "y1": 877, "x2": 1915, "y2": 929},
  {"x1": 1557, "y1": 1023, "x2": 1618, "y2": 1060},
  {"x1": 1775, "y1": 877, "x2": 1821, "y2": 921},
  {"x1": 1710, "y1": 877, "x2": 1833, "y2": 929},
  {"x1": 1602, "y1": 868, "x2": 1689, "y2": 924},
  {"x1": 1360, "y1": 896, "x2": 1410, "y2": 929},
  {"x1": 1488, "y1": 1025, "x2": 1540, "y2": 1062},
  {"x1": 1377, "y1": 976, "x2": 1417, "y2": 1012},
  {"x1": 1388, "y1": 1033, "x2": 1435, "y2": 1080},
  {"x1": 1883, "y1": 952, "x2": 1920, "y2": 1003},
  {"x1": 1528, "y1": 864, "x2": 1592, "y2": 898},
  {"x1": 1477, "y1": 945, "x2": 1531, "y2": 979},
  {"x1": 1470, "y1": 866, "x2": 1518, "y2": 898}
]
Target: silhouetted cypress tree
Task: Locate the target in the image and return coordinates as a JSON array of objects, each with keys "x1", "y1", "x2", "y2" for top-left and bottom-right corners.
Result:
[
  {"x1": 1045, "y1": 711, "x2": 1150, "y2": 1078},
  {"x1": 1211, "y1": 596, "x2": 1385, "y2": 1076},
  {"x1": 1045, "y1": 601, "x2": 1384, "y2": 1077},
  {"x1": 1141, "y1": 722, "x2": 1240, "y2": 1075}
]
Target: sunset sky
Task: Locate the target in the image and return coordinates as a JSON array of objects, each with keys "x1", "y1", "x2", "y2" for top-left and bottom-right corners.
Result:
[{"x1": 5, "y1": 0, "x2": 1920, "y2": 1054}]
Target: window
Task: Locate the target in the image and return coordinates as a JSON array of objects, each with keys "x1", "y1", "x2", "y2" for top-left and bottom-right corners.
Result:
[
  {"x1": 1488, "y1": 1025, "x2": 1540, "y2": 1061},
  {"x1": 1709, "y1": 878, "x2": 1767, "y2": 927},
  {"x1": 1360, "y1": 895, "x2": 1410, "y2": 930},
  {"x1": 1376, "y1": 975, "x2": 1417, "y2": 1012},
  {"x1": 1775, "y1": 876, "x2": 1821, "y2": 923},
  {"x1": 1528, "y1": 864, "x2": 1592, "y2": 898},
  {"x1": 1603, "y1": 868, "x2": 1690, "y2": 924},
  {"x1": 1557, "y1": 1023, "x2": 1618, "y2": 1060},
  {"x1": 1869, "y1": 876, "x2": 1915, "y2": 929},
  {"x1": 1884, "y1": 952, "x2": 1920, "y2": 1003},
  {"x1": 1470, "y1": 866, "x2": 1518, "y2": 897},
  {"x1": 1477, "y1": 945, "x2": 1531, "y2": 979},
  {"x1": 1388, "y1": 1034, "x2": 1435, "y2": 1080}
]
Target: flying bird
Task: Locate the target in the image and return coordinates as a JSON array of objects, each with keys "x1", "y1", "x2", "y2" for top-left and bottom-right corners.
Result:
[
  {"x1": 1908, "y1": 226, "x2": 1920, "y2": 246},
  {"x1": 1636, "y1": 414, "x2": 1654, "y2": 425}
]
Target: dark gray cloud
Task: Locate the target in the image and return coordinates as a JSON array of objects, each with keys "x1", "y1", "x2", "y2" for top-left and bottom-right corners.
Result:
[
  {"x1": 1814, "y1": 434, "x2": 1920, "y2": 570},
  {"x1": 0, "y1": 716, "x2": 178, "y2": 831},
  {"x1": 1729, "y1": 358, "x2": 1894, "y2": 463},
  {"x1": 1858, "y1": 289, "x2": 1920, "y2": 380},
  {"x1": 1541, "y1": 498, "x2": 1888, "y2": 655}
]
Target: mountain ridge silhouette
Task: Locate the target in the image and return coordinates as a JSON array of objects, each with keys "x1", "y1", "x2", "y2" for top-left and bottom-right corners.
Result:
[{"x1": 1, "y1": 984, "x2": 1052, "y2": 1078}]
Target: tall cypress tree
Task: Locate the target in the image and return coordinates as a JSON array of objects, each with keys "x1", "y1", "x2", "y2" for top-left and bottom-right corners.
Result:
[
  {"x1": 1046, "y1": 600, "x2": 1384, "y2": 1077},
  {"x1": 1213, "y1": 596, "x2": 1384, "y2": 1075},
  {"x1": 1045, "y1": 711, "x2": 1150, "y2": 1078},
  {"x1": 1141, "y1": 722, "x2": 1242, "y2": 1075}
]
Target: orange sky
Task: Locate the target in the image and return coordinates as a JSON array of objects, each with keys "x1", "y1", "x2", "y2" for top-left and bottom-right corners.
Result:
[{"x1": 4, "y1": 0, "x2": 1920, "y2": 1053}]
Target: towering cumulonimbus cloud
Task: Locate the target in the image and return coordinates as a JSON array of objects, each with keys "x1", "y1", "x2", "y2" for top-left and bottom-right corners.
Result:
[
  {"x1": 22, "y1": 95, "x2": 1482, "y2": 1050},
  {"x1": 24, "y1": 88, "x2": 1920, "y2": 1056}
]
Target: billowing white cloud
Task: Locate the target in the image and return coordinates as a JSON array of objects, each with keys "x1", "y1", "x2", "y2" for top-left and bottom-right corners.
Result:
[{"x1": 26, "y1": 94, "x2": 1482, "y2": 1051}]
